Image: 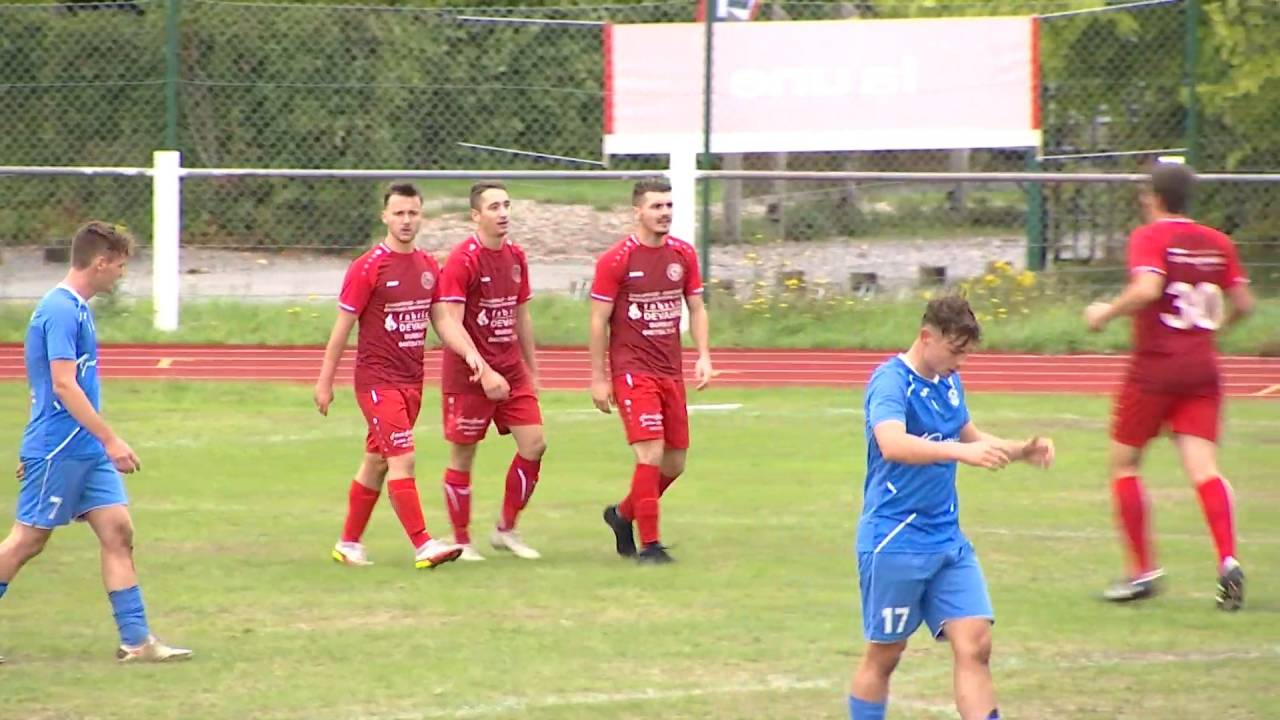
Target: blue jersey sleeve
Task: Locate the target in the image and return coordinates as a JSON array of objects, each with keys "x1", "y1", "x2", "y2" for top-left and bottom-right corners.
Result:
[
  {"x1": 866, "y1": 367, "x2": 907, "y2": 429},
  {"x1": 42, "y1": 302, "x2": 79, "y2": 362}
]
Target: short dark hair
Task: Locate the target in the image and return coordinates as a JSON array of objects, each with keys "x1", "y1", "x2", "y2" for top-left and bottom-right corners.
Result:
[
  {"x1": 469, "y1": 181, "x2": 508, "y2": 210},
  {"x1": 632, "y1": 178, "x2": 672, "y2": 207},
  {"x1": 1148, "y1": 161, "x2": 1195, "y2": 214},
  {"x1": 71, "y1": 221, "x2": 134, "y2": 269},
  {"x1": 383, "y1": 182, "x2": 421, "y2": 206},
  {"x1": 922, "y1": 295, "x2": 981, "y2": 347}
]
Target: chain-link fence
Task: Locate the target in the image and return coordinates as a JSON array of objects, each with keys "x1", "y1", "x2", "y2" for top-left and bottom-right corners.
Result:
[{"x1": 1, "y1": 0, "x2": 1277, "y2": 300}]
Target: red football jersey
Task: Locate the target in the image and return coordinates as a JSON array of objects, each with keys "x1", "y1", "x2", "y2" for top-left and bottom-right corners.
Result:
[
  {"x1": 437, "y1": 234, "x2": 533, "y2": 394},
  {"x1": 1126, "y1": 218, "x2": 1248, "y2": 391},
  {"x1": 590, "y1": 234, "x2": 703, "y2": 379},
  {"x1": 337, "y1": 243, "x2": 441, "y2": 391}
]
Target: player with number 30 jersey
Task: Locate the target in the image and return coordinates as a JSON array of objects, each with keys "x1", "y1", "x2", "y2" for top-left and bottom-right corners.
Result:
[{"x1": 1084, "y1": 162, "x2": 1255, "y2": 610}]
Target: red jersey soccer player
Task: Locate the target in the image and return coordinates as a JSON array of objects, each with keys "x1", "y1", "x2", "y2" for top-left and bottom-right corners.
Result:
[
  {"x1": 435, "y1": 181, "x2": 546, "y2": 562},
  {"x1": 1085, "y1": 162, "x2": 1255, "y2": 610},
  {"x1": 590, "y1": 179, "x2": 713, "y2": 564},
  {"x1": 314, "y1": 183, "x2": 486, "y2": 571}
]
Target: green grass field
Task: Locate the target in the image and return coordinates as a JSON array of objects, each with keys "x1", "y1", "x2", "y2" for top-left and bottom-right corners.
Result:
[{"x1": 1, "y1": 382, "x2": 1277, "y2": 719}]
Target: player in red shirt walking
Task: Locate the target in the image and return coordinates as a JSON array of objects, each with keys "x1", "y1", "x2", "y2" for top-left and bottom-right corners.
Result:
[
  {"x1": 590, "y1": 179, "x2": 713, "y2": 564},
  {"x1": 436, "y1": 182, "x2": 546, "y2": 561},
  {"x1": 1084, "y1": 163, "x2": 1255, "y2": 610},
  {"x1": 314, "y1": 183, "x2": 486, "y2": 571}
]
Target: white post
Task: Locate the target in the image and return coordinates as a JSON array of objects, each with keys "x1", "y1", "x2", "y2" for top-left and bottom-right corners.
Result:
[
  {"x1": 667, "y1": 148, "x2": 698, "y2": 244},
  {"x1": 151, "y1": 150, "x2": 182, "y2": 331},
  {"x1": 668, "y1": 148, "x2": 699, "y2": 335}
]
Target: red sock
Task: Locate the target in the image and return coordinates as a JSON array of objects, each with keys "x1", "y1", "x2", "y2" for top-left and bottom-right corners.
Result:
[
  {"x1": 500, "y1": 455, "x2": 542, "y2": 531},
  {"x1": 1196, "y1": 476, "x2": 1237, "y2": 568},
  {"x1": 341, "y1": 481, "x2": 380, "y2": 543},
  {"x1": 630, "y1": 463, "x2": 661, "y2": 546},
  {"x1": 387, "y1": 477, "x2": 431, "y2": 549},
  {"x1": 620, "y1": 473, "x2": 675, "y2": 521},
  {"x1": 1112, "y1": 475, "x2": 1154, "y2": 576},
  {"x1": 443, "y1": 469, "x2": 472, "y2": 545}
]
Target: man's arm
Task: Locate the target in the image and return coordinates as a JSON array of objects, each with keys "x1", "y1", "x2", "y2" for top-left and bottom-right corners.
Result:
[
  {"x1": 430, "y1": 303, "x2": 487, "y2": 382},
  {"x1": 1085, "y1": 272, "x2": 1165, "y2": 331},
  {"x1": 313, "y1": 310, "x2": 357, "y2": 416},
  {"x1": 589, "y1": 299, "x2": 614, "y2": 413},
  {"x1": 686, "y1": 294, "x2": 713, "y2": 390},
  {"x1": 873, "y1": 420, "x2": 1009, "y2": 469},
  {"x1": 516, "y1": 303, "x2": 538, "y2": 382},
  {"x1": 1224, "y1": 283, "x2": 1256, "y2": 330},
  {"x1": 51, "y1": 360, "x2": 139, "y2": 473},
  {"x1": 959, "y1": 421, "x2": 1054, "y2": 468}
]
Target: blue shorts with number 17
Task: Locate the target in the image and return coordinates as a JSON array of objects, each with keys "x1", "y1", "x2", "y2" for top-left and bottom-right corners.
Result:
[
  {"x1": 857, "y1": 542, "x2": 994, "y2": 643},
  {"x1": 16, "y1": 454, "x2": 128, "y2": 529}
]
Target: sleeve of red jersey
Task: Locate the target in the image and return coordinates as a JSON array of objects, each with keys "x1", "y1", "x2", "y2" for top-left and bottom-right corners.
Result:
[
  {"x1": 438, "y1": 249, "x2": 474, "y2": 304},
  {"x1": 589, "y1": 247, "x2": 623, "y2": 303},
  {"x1": 1127, "y1": 226, "x2": 1166, "y2": 277},
  {"x1": 1223, "y1": 236, "x2": 1250, "y2": 288},
  {"x1": 337, "y1": 256, "x2": 376, "y2": 315},
  {"x1": 682, "y1": 242, "x2": 705, "y2": 297},
  {"x1": 516, "y1": 248, "x2": 533, "y2": 305}
]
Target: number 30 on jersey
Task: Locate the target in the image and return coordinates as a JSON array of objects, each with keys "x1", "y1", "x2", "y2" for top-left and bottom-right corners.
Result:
[{"x1": 1160, "y1": 281, "x2": 1225, "y2": 331}]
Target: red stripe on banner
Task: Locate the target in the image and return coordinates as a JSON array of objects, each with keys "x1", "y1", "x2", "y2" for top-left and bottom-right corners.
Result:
[
  {"x1": 1030, "y1": 16, "x2": 1042, "y2": 130},
  {"x1": 602, "y1": 22, "x2": 614, "y2": 136}
]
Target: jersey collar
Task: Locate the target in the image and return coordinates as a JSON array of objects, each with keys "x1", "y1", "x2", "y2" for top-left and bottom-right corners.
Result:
[
  {"x1": 897, "y1": 353, "x2": 940, "y2": 383},
  {"x1": 56, "y1": 282, "x2": 88, "y2": 307}
]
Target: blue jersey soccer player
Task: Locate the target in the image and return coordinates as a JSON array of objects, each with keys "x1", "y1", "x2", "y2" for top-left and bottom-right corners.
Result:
[
  {"x1": 848, "y1": 296, "x2": 1054, "y2": 720},
  {"x1": 0, "y1": 222, "x2": 191, "y2": 664}
]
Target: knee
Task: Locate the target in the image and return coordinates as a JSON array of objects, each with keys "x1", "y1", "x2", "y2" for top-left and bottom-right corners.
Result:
[
  {"x1": 103, "y1": 521, "x2": 136, "y2": 554},
  {"x1": 634, "y1": 443, "x2": 664, "y2": 467},
  {"x1": 522, "y1": 436, "x2": 548, "y2": 461},
  {"x1": 1110, "y1": 445, "x2": 1142, "y2": 478},
  {"x1": 954, "y1": 630, "x2": 993, "y2": 667},
  {"x1": 450, "y1": 444, "x2": 478, "y2": 472},
  {"x1": 15, "y1": 531, "x2": 51, "y2": 561},
  {"x1": 662, "y1": 457, "x2": 686, "y2": 478},
  {"x1": 860, "y1": 645, "x2": 905, "y2": 678},
  {"x1": 386, "y1": 453, "x2": 415, "y2": 479}
]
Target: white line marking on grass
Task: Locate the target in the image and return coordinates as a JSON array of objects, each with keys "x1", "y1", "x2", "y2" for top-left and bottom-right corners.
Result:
[
  {"x1": 404, "y1": 677, "x2": 837, "y2": 719},
  {"x1": 688, "y1": 403, "x2": 743, "y2": 412},
  {"x1": 971, "y1": 526, "x2": 1280, "y2": 546}
]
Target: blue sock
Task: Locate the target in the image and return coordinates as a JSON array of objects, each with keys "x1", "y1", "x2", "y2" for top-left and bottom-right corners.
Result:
[
  {"x1": 988, "y1": 710, "x2": 1001, "y2": 719},
  {"x1": 0, "y1": 581, "x2": 7, "y2": 600},
  {"x1": 107, "y1": 585, "x2": 150, "y2": 647},
  {"x1": 849, "y1": 696, "x2": 886, "y2": 720}
]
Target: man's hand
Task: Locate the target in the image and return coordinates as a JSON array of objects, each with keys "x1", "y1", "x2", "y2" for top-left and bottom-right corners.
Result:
[
  {"x1": 15, "y1": 460, "x2": 24, "y2": 482},
  {"x1": 481, "y1": 368, "x2": 511, "y2": 402},
  {"x1": 591, "y1": 377, "x2": 615, "y2": 414},
  {"x1": 464, "y1": 350, "x2": 487, "y2": 384},
  {"x1": 957, "y1": 441, "x2": 1011, "y2": 471},
  {"x1": 313, "y1": 382, "x2": 335, "y2": 416},
  {"x1": 694, "y1": 354, "x2": 713, "y2": 391},
  {"x1": 1021, "y1": 436, "x2": 1055, "y2": 469},
  {"x1": 1084, "y1": 302, "x2": 1112, "y2": 332},
  {"x1": 105, "y1": 436, "x2": 141, "y2": 474}
]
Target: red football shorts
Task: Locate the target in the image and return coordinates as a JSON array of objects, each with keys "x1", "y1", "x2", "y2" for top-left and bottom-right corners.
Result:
[
  {"x1": 442, "y1": 382, "x2": 542, "y2": 444},
  {"x1": 613, "y1": 372, "x2": 689, "y2": 449},
  {"x1": 355, "y1": 385, "x2": 422, "y2": 458},
  {"x1": 1110, "y1": 380, "x2": 1221, "y2": 447}
]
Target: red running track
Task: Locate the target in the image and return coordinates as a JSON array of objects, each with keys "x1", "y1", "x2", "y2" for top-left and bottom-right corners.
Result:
[{"x1": 2, "y1": 344, "x2": 1278, "y2": 397}]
